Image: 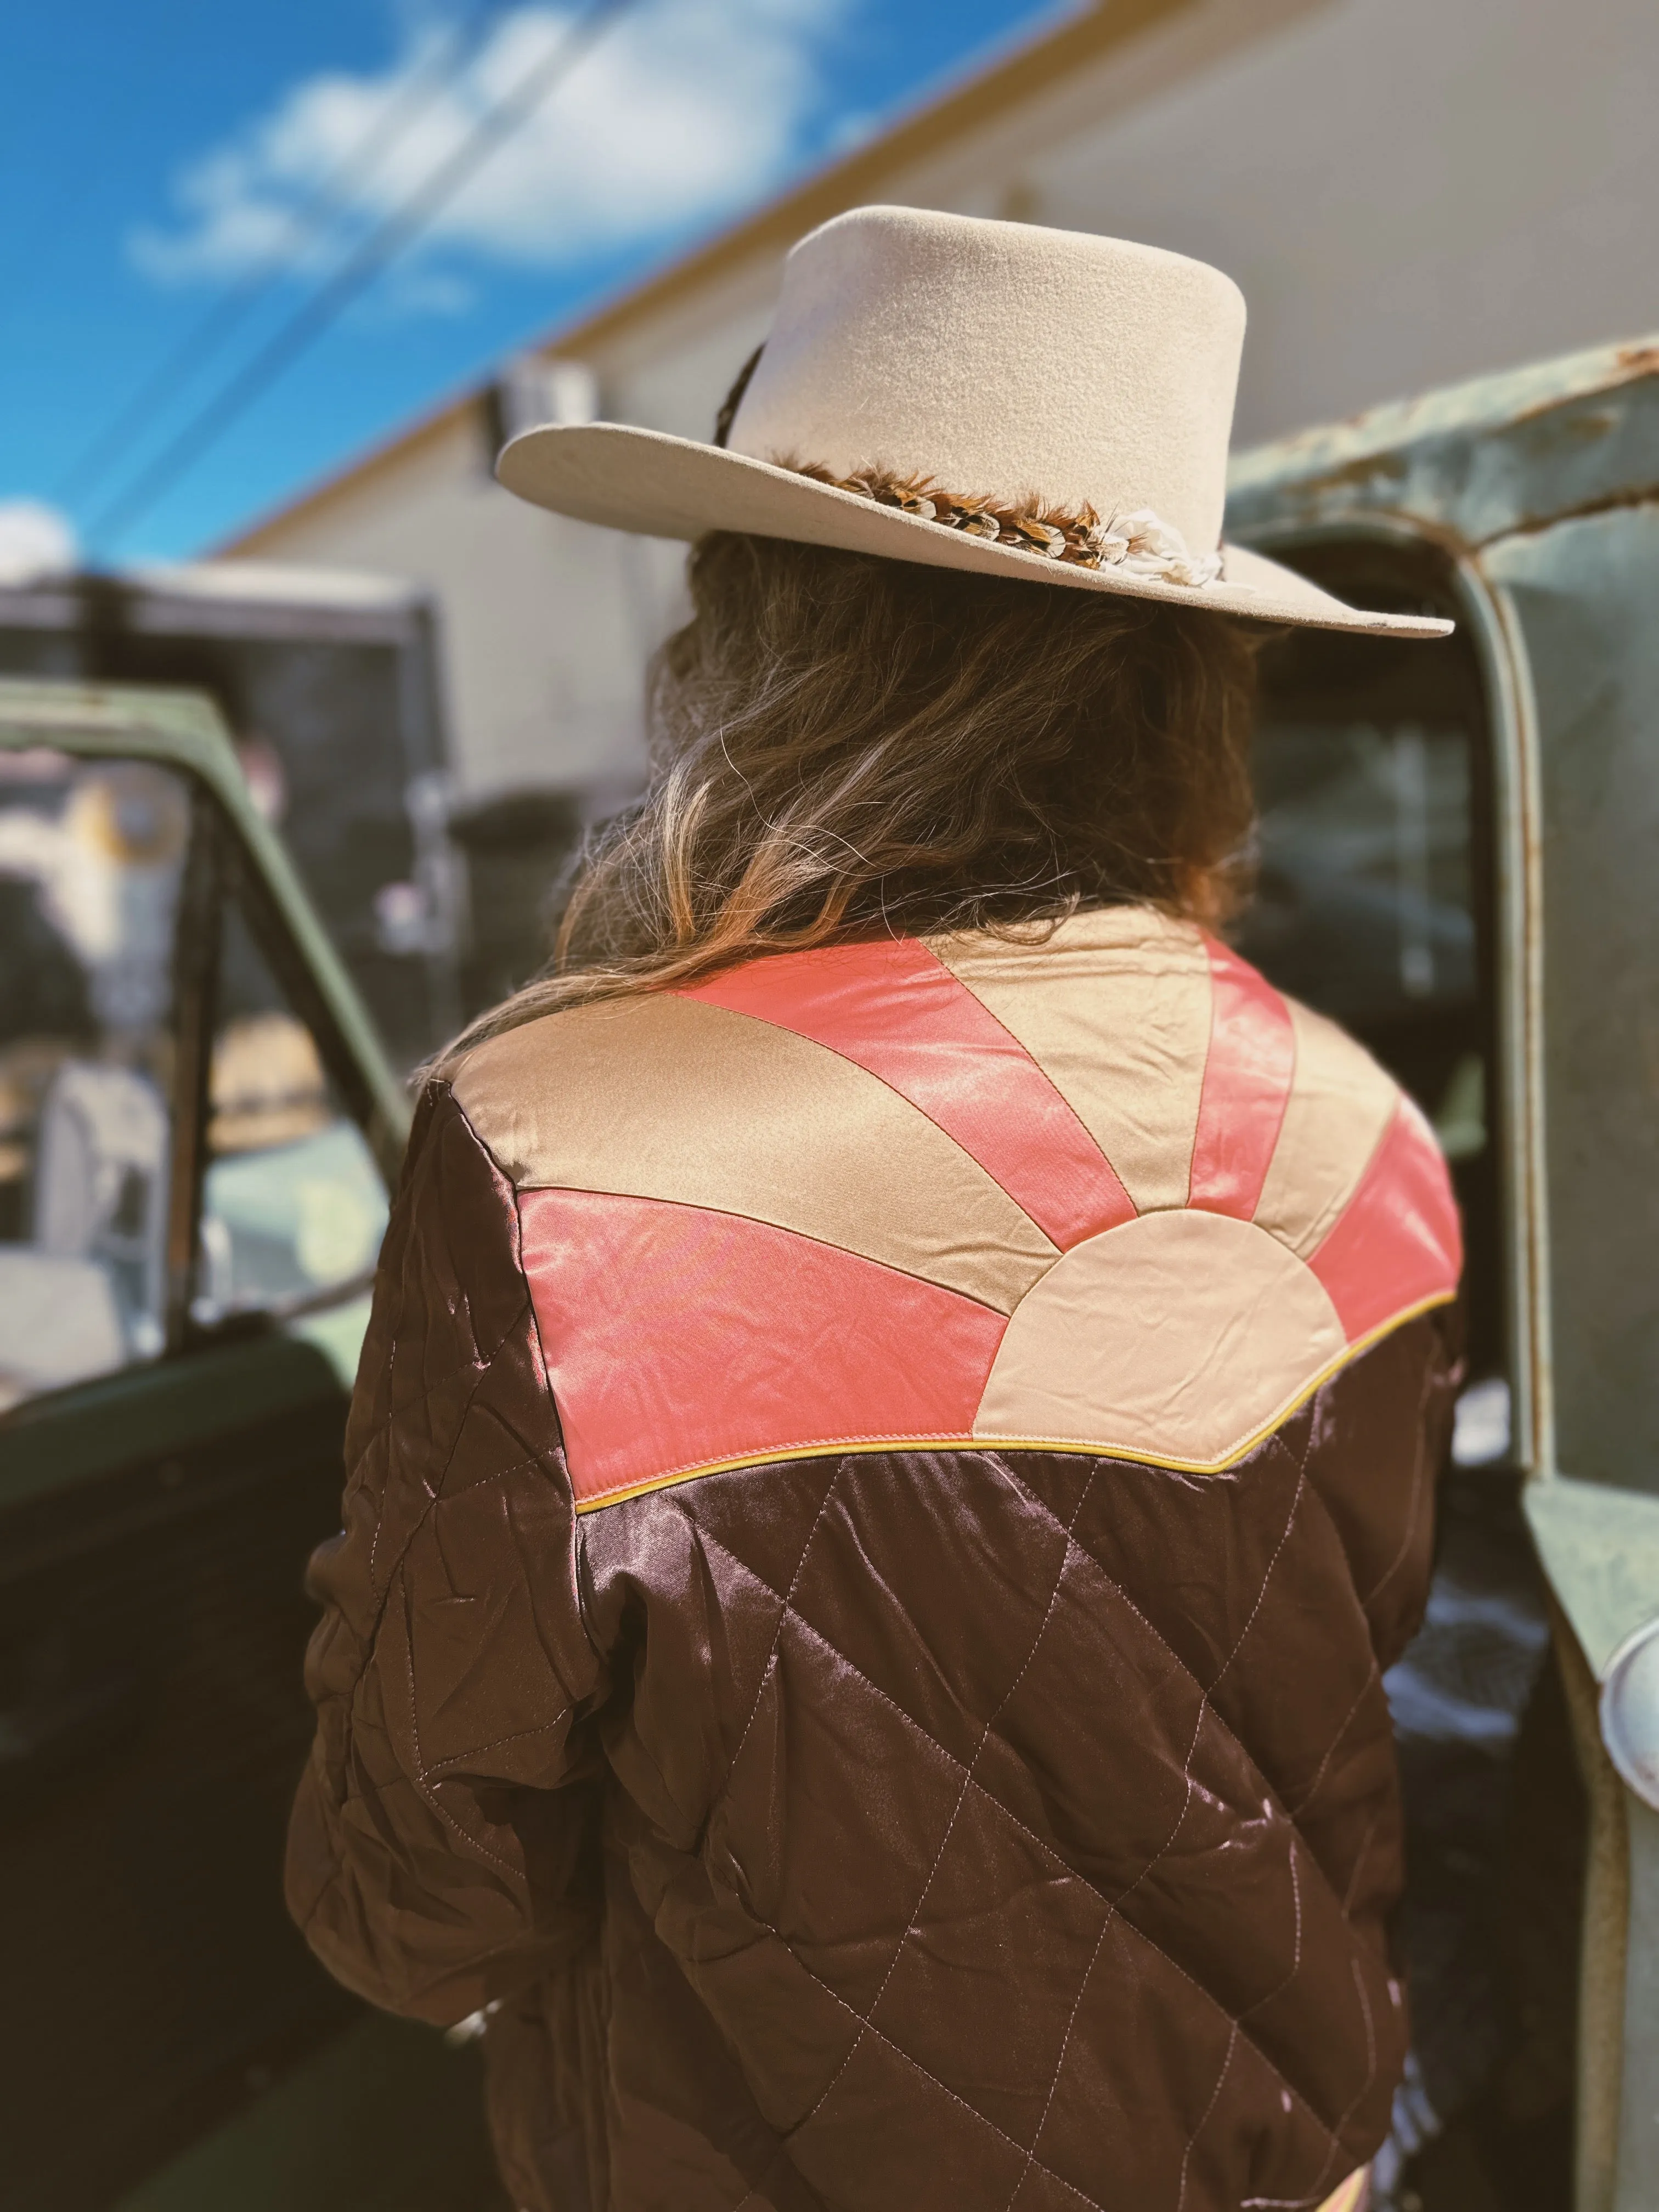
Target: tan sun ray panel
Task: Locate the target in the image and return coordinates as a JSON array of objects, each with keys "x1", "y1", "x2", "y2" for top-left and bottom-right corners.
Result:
[
  {"x1": 453, "y1": 995, "x2": 1057, "y2": 1316},
  {"x1": 974, "y1": 1210, "x2": 1348, "y2": 1470},
  {"x1": 931, "y1": 907, "x2": 1212, "y2": 1214},
  {"x1": 1253, "y1": 998, "x2": 1401, "y2": 1259}
]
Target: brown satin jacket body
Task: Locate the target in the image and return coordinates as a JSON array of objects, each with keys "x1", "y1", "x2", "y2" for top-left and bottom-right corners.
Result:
[{"x1": 286, "y1": 908, "x2": 1462, "y2": 2212}]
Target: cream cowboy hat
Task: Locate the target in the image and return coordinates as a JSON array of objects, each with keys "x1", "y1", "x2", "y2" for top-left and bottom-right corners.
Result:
[{"x1": 498, "y1": 205, "x2": 1451, "y2": 639}]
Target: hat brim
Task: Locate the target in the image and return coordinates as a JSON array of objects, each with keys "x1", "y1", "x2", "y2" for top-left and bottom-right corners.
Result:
[{"x1": 498, "y1": 422, "x2": 1453, "y2": 639}]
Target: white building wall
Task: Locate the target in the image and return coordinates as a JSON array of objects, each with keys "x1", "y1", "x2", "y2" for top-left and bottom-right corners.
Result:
[
  {"x1": 230, "y1": 0, "x2": 1659, "y2": 800},
  {"x1": 234, "y1": 415, "x2": 665, "y2": 799},
  {"x1": 1016, "y1": 0, "x2": 1659, "y2": 446}
]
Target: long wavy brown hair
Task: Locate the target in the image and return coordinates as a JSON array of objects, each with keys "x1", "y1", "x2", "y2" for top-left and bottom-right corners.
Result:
[{"x1": 437, "y1": 531, "x2": 1261, "y2": 1068}]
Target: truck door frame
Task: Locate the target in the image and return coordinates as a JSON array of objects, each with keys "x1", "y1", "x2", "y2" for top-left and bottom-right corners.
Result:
[
  {"x1": 1239, "y1": 511, "x2": 1553, "y2": 1469},
  {"x1": 1235, "y1": 503, "x2": 1659, "y2": 2212}
]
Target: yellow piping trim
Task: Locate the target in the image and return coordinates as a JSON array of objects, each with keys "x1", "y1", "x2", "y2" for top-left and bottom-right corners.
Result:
[{"x1": 571, "y1": 1289, "x2": 1457, "y2": 1515}]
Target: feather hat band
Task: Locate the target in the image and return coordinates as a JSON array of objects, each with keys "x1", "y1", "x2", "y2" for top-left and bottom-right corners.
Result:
[{"x1": 497, "y1": 205, "x2": 1451, "y2": 639}]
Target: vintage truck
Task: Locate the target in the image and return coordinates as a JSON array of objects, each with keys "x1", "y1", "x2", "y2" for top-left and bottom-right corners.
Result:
[
  {"x1": 0, "y1": 560, "x2": 463, "y2": 1070},
  {"x1": 0, "y1": 678, "x2": 500, "y2": 2210},
  {"x1": 1, "y1": 328, "x2": 1657, "y2": 2211},
  {"x1": 1227, "y1": 330, "x2": 1659, "y2": 2212}
]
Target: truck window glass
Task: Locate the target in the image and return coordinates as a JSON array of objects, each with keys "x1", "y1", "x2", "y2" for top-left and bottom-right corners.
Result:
[
  {"x1": 0, "y1": 578, "x2": 456, "y2": 1069},
  {"x1": 0, "y1": 751, "x2": 187, "y2": 1408},
  {"x1": 195, "y1": 888, "x2": 390, "y2": 1324},
  {"x1": 1235, "y1": 542, "x2": 1501, "y2": 1385}
]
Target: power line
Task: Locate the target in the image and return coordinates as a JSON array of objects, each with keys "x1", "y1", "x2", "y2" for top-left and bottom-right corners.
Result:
[
  {"x1": 87, "y1": 0, "x2": 637, "y2": 552},
  {"x1": 59, "y1": 0, "x2": 511, "y2": 505}
]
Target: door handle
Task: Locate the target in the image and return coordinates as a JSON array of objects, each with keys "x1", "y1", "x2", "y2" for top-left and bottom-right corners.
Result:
[{"x1": 1601, "y1": 1615, "x2": 1659, "y2": 1811}]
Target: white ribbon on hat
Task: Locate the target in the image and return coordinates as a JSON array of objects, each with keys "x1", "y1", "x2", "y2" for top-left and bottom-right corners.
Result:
[{"x1": 1089, "y1": 509, "x2": 1222, "y2": 589}]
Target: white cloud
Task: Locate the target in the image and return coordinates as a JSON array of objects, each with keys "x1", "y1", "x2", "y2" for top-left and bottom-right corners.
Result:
[
  {"x1": 0, "y1": 500, "x2": 77, "y2": 584},
  {"x1": 133, "y1": 0, "x2": 848, "y2": 297}
]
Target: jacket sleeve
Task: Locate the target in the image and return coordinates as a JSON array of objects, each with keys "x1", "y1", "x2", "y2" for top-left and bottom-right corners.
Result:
[{"x1": 285, "y1": 1082, "x2": 606, "y2": 2027}]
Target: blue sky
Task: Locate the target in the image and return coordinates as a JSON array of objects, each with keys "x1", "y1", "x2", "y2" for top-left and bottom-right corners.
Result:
[{"x1": 0, "y1": 0, "x2": 1069, "y2": 568}]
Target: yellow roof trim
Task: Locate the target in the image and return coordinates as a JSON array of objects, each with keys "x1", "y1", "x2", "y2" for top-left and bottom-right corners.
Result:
[{"x1": 218, "y1": 0, "x2": 1204, "y2": 557}]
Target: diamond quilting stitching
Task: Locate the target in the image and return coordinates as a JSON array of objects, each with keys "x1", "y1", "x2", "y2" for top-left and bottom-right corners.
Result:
[
  {"x1": 986, "y1": 1441, "x2": 1375, "y2": 2149},
  {"x1": 1285, "y1": 1656, "x2": 1383, "y2": 1819},
  {"x1": 350, "y1": 1087, "x2": 559, "y2": 1623},
  {"x1": 997, "y1": 1429, "x2": 1367, "y2": 1835},
  {"x1": 1173, "y1": 2022, "x2": 1240, "y2": 2212},
  {"x1": 395, "y1": 1572, "x2": 526, "y2": 1882},
  {"x1": 362, "y1": 1353, "x2": 519, "y2": 1615},
  {"x1": 1001, "y1": 1427, "x2": 1305, "y2": 1690},
  {"x1": 761, "y1": 1912, "x2": 1113, "y2": 2212},
  {"x1": 1204, "y1": 1419, "x2": 1313, "y2": 1698},
  {"x1": 686, "y1": 1512, "x2": 1348, "y2": 2159},
  {"x1": 788, "y1": 1470, "x2": 1096, "y2": 2140},
  {"x1": 1340, "y1": 1805, "x2": 1384, "y2": 1917},
  {"x1": 1280, "y1": 1957, "x2": 1382, "y2": 2211},
  {"x1": 721, "y1": 1455, "x2": 847, "y2": 1788},
  {"x1": 699, "y1": 1516, "x2": 1105, "y2": 1891},
  {"x1": 997, "y1": 1900, "x2": 1121, "y2": 2210}
]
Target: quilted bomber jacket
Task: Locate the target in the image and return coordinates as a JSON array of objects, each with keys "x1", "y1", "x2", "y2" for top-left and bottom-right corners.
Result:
[{"x1": 286, "y1": 906, "x2": 1463, "y2": 2212}]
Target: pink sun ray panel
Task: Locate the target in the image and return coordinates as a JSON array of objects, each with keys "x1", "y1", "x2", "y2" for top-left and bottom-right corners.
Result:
[
  {"x1": 518, "y1": 1185, "x2": 1009, "y2": 1506},
  {"x1": 1307, "y1": 1097, "x2": 1464, "y2": 1344},
  {"x1": 1187, "y1": 938, "x2": 1297, "y2": 1218},
  {"x1": 678, "y1": 938, "x2": 1131, "y2": 1249}
]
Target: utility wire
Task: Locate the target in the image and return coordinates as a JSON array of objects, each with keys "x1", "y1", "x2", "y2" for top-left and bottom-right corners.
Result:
[
  {"x1": 59, "y1": 0, "x2": 511, "y2": 505},
  {"x1": 87, "y1": 0, "x2": 636, "y2": 552}
]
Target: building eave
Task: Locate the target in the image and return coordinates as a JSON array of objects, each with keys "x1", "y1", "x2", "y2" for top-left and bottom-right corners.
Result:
[{"x1": 218, "y1": 0, "x2": 1205, "y2": 556}]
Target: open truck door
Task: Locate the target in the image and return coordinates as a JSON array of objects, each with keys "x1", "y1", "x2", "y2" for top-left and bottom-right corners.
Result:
[
  {"x1": 1227, "y1": 338, "x2": 1659, "y2": 2212},
  {"x1": 0, "y1": 681, "x2": 498, "y2": 2212}
]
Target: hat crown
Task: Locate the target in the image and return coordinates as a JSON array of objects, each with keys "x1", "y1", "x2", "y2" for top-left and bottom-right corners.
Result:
[{"x1": 728, "y1": 206, "x2": 1246, "y2": 558}]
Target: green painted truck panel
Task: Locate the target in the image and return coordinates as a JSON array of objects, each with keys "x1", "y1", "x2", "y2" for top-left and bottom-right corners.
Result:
[{"x1": 1230, "y1": 337, "x2": 1659, "y2": 2212}]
